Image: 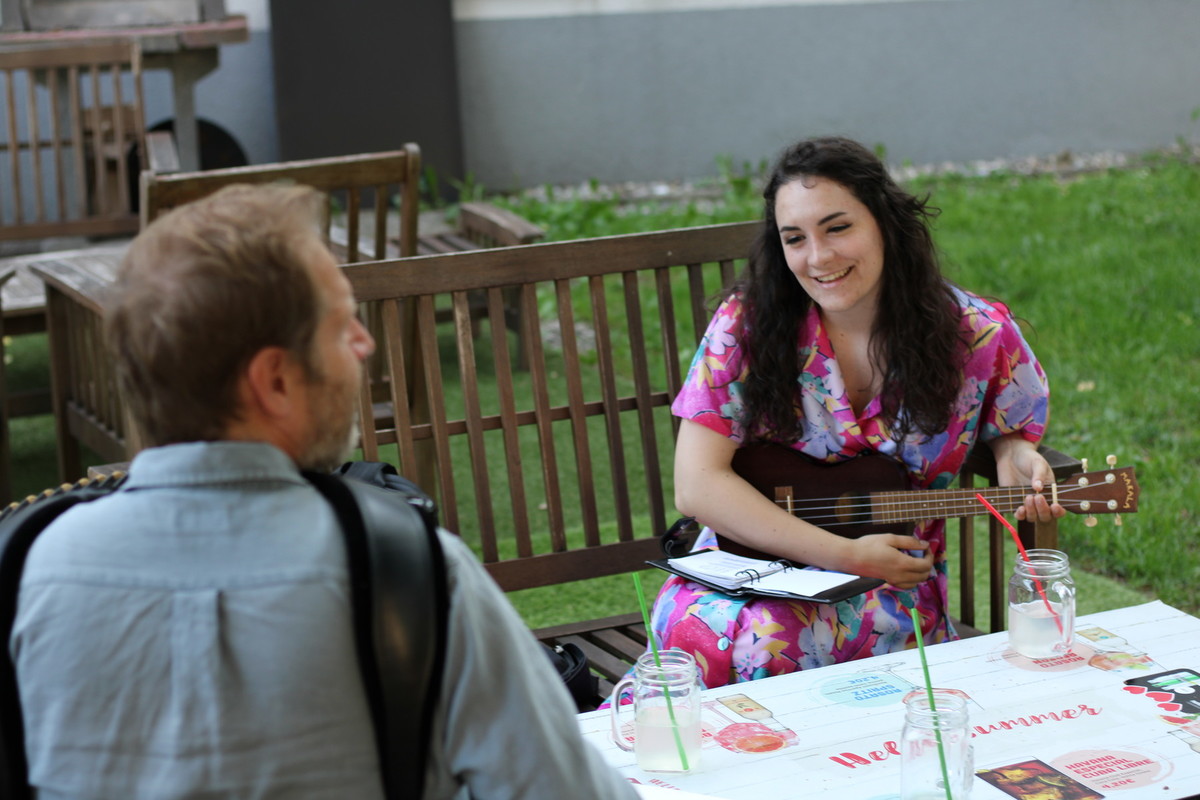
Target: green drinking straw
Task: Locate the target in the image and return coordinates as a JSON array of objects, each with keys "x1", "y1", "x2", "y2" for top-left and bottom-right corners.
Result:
[
  {"x1": 633, "y1": 572, "x2": 690, "y2": 772},
  {"x1": 910, "y1": 606, "x2": 953, "y2": 800}
]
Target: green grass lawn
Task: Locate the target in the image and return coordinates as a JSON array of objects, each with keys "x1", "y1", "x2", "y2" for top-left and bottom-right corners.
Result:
[
  {"x1": 923, "y1": 161, "x2": 1199, "y2": 616},
  {"x1": 6, "y1": 153, "x2": 1195, "y2": 629}
]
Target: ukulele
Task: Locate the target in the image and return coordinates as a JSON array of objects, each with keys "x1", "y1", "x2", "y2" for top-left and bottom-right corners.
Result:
[{"x1": 717, "y1": 443, "x2": 1140, "y2": 560}]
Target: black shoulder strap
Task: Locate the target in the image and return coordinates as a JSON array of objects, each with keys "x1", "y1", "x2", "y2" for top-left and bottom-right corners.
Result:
[
  {"x1": 303, "y1": 470, "x2": 449, "y2": 800},
  {"x1": 0, "y1": 475, "x2": 129, "y2": 800}
]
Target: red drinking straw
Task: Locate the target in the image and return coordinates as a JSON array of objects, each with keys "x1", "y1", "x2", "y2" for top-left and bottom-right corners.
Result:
[{"x1": 975, "y1": 493, "x2": 1063, "y2": 634}]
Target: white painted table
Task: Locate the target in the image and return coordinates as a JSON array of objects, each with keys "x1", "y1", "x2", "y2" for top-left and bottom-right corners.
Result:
[{"x1": 580, "y1": 600, "x2": 1200, "y2": 799}]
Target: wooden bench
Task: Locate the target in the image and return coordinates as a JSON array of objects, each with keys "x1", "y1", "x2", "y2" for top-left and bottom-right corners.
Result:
[
  {"x1": 25, "y1": 148, "x2": 543, "y2": 486},
  {"x1": 342, "y1": 221, "x2": 1083, "y2": 708},
  {"x1": 0, "y1": 41, "x2": 146, "y2": 244},
  {"x1": 0, "y1": 40, "x2": 148, "y2": 438}
]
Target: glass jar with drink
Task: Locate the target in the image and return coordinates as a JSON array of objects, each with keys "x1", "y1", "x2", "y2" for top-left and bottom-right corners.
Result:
[
  {"x1": 1007, "y1": 549, "x2": 1075, "y2": 659},
  {"x1": 609, "y1": 649, "x2": 702, "y2": 773}
]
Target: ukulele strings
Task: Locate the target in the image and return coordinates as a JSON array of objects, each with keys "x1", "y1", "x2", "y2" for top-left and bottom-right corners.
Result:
[{"x1": 767, "y1": 480, "x2": 1111, "y2": 528}]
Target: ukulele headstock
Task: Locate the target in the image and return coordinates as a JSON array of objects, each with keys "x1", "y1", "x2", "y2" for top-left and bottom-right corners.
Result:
[{"x1": 1056, "y1": 455, "x2": 1139, "y2": 527}]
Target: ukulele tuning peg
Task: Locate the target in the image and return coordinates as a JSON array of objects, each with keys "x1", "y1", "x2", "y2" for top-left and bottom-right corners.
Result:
[
  {"x1": 1106, "y1": 454, "x2": 1118, "y2": 467},
  {"x1": 1114, "y1": 514, "x2": 1123, "y2": 527},
  {"x1": 1085, "y1": 515, "x2": 1099, "y2": 528},
  {"x1": 1081, "y1": 458, "x2": 1089, "y2": 472}
]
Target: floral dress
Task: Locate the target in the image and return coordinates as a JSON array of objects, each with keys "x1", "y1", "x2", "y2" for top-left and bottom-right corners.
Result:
[{"x1": 651, "y1": 287, "x2": 1049, "y2": 689}]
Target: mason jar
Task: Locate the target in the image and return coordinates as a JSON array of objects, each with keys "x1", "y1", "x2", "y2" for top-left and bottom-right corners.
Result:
[
  {"x1": 901, "y1": 689, "x2": 973, "y2": 799},
  {"x1": 1008, "y1": 549, "x2": 1075, "y2": 659},
  {"x1": 609, "y1": 650, "x2": 702, "y2": 773}
]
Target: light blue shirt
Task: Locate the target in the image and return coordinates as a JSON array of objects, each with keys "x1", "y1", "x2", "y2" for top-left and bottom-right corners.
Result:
[{"x1": 11, "y1": 442, "x2": 636, "y2": 800}]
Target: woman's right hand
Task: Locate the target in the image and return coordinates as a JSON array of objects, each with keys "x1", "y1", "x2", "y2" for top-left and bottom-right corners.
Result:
[{"x1": 847, "y1": 534, "x2": 934, "y2": 590}]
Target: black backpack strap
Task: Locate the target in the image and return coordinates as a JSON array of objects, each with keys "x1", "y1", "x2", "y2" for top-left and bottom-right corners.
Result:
[
  {"x1": 660, "y1": 516, "x2": 700, "y2": 558},
  {"x1": 304, "y1": 470, "x2": 449, "y2": 800},
  {"x1": 0, "y1": 475, "x2": 129, "y2": 800}
]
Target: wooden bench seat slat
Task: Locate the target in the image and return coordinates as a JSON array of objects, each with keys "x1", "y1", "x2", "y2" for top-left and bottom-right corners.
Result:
[
  {"x1": 558, "y1": 634, "x2": 632, "y2": 687},
  {"x1": 590, "y1": 627, "x2": 650, "y2": 664},
  {"x1": 417, "y1": 236, "x2": 459, "y2": 255},
  {"x1": 431, "y1": 232, "x2": 482, "y2": 253},
  {"x1": 533, "y1": 611, "x2": 647, "y2": 641}
]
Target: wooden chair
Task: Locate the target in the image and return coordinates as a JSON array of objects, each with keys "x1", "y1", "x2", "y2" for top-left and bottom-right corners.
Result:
[
  {"x1": 32, "y1": 148, "x2": 422, "y2": 483},
  {"x1": 0, "y1": 41, "x2": 146, "y2": 242},
  {"x1": 419, "y1": 202, "x2": 545, "y2": 254},
  {"x1": 29, "y1": 251, "x2": 124, "y2": 479},
  {"x1": 0, "y1": 42, "x2": 148, "y2": 484},
  {"x1": 140, "y1": 146, "x2": 421, "y2": 259},
  {"x1": 36, "y1": 146, "x2": 543, "y2": 483},
  {"x1": 342, "y1": 222, "x2": 1084, "y2": 706}
]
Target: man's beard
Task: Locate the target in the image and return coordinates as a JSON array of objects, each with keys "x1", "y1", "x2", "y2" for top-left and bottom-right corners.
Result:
[{"x1": 296, "y1": 367, "x2": 362, "y2": 473}]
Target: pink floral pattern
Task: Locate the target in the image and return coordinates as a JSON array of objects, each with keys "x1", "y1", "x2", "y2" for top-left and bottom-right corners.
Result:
[{"x1": 652, "y1": 288, "x2": 1049, "y2": 690}]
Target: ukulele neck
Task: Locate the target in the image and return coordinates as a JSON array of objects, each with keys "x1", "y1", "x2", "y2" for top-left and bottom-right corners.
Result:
[{"x1": 867, "y1": 485, "x2": 1030, "y2": 525}]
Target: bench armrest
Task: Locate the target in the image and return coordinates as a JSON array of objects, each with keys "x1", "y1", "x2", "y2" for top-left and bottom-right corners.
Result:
[
  {"x1": 962, "y1": 442, "x2": 1082, "y2": 485},
  {"x1": 145, "y1": 130, "x2": 182, "y2": 175},
  {"x1": 457, "y1": 201, "x2": 545, "y2": 247},
  {"x1": 961, "y1": 441, "x2": 1082, "y2": 552}
]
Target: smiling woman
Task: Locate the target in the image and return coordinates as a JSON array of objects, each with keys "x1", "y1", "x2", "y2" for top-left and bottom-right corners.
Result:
[{"x1": 625, "y1": 135, "x2": 1065, "y2": 691}]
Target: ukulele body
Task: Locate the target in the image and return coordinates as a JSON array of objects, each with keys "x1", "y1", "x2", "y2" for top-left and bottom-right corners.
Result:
[{"x1": 718, "y1": 443, "x2": 916, "y2": 561}]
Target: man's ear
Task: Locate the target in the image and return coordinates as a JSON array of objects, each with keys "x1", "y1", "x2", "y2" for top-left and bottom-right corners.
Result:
[{"x1": 241, "y1": 345, "x2": 305, "y2": 420}]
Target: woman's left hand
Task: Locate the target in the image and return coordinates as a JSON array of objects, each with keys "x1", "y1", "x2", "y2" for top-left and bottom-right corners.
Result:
[{"x1": 988, "y1": 434, "x2": 1067, "y2": 523}]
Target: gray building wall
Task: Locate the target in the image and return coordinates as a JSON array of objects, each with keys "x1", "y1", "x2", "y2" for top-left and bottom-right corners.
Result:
[
  {"x1": 454, "y1": 0, "x2": 1200, "y2": 189},
  {"x1": 39, "y1": 0, "x2": 1195, "y2": 189},
  {"x1": 141, "y1": 26, "x2": 280, "y2": 166}
]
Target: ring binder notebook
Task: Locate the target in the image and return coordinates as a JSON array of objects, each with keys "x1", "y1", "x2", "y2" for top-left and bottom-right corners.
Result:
[{"x1": 648, "y1": 550, "x2": 883, "y2": 604}]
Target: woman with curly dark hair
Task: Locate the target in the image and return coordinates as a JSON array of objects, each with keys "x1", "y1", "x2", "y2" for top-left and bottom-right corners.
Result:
[{"x1": 646, "y1": 136, "x2": 1064, "y2": 688}]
